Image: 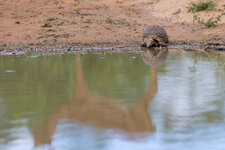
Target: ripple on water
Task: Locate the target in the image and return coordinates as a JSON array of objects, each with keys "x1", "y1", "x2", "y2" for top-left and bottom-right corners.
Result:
[{"x1": 5, "y1": 70, "x2": 16, "y2": 73}]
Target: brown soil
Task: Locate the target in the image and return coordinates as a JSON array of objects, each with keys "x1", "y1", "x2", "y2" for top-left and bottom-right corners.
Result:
[{"x1": 0, "y1": 0, "x2": 225, "y2": 48}]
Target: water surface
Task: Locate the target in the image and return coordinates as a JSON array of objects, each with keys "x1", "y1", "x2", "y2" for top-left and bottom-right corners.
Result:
[{"x1": 0, "y1": 49, "x2": 225, "y2": 150}]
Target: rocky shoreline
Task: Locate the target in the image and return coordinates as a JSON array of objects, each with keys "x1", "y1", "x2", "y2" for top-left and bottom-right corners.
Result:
[{"x1": 0, "y1": 40, "x2": 224, "y2": 55}]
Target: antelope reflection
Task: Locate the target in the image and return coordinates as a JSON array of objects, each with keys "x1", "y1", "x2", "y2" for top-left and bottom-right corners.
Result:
[{"x1": 33, "y1": 48, "x2": 168, "y2": 147}]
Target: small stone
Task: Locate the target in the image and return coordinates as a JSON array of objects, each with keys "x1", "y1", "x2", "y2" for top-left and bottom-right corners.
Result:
[
  {"x1": 42, "y1": 22, "x2": 52, "y2": 28},
  {"x1": 215, "y1": 47, "x2": 225, "y2": 51},
  {"x1": 66, "y1": 47, "x2": 72, "y2": 51},
  {"x1": 183, "y1": 49, "x2": 197, "y2": 52},
  {"x1": 15, "y1": 21, "x2": 20, "y2": 24},
  {"x1": 172, "y1": 9, "x2": 181, "y2": 15}
]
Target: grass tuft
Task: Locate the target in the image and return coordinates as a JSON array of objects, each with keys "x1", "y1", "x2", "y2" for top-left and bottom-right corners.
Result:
[
  {"x1": 187, "y1": 0, "x2": 216, "y2": 12},
  {"x1": 187, "y1": 1, "x2": 225, "y2": 27},
  {"x1": 106, "y1": 14, "x2": 113, "y2": 23}
]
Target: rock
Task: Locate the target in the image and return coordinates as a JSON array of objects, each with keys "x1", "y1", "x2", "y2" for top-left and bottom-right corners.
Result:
[{"x1": 172, "y1": 9, "x2": 181, "y2": 15}]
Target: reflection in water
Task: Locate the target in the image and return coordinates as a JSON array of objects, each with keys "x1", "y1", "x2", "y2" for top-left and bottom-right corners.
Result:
[
  {"x1": 33, "y1": 48, "x2": 168, "y2": 148},
  {"x1": 1, "y1": 51, "x2": 225, "y2": 150},
  {"x1": 142, "y1": 47, "x2": 168, "y2": 68}
]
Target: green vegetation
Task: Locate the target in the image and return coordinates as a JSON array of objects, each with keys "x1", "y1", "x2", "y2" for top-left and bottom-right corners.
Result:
[
  {"x1": 187, "y1": 0, "x2": 225, "y2": 27},
  {"x1": 106, "y1": 14, "x2": 113, "y2": 23},
  {"x1": 57, "y1": 2, "x2": 62, "y2": 9},
  {"x1": 187, "y1": 0, "x2": 216, "y2": 12},
  {"x1": 193, "y1": 12, "x2": 224, "y2": 27},
  {"x1": 73, "y1": 2, "x2": 79, "y2": 7},
  {"x1": 188, "y1": 52, "x2": 225, "y2": 73}
]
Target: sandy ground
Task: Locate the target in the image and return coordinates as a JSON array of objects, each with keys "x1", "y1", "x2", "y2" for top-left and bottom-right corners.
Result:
[{"x1": 0, "y1": 0, "x2": 225, "y2": 48}]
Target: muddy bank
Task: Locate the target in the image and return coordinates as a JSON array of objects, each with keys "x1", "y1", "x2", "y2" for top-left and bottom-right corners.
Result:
[
  {"x1": 0, "y1": 0, "x2": 225, "y2": 52},
  {"x1": 0, "y1": 40, "x2": 225, "y2": 56}
]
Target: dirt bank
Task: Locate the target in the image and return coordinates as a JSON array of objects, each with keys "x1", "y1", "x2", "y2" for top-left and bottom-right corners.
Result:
[{"x1": 0, "y1": 0, "x2": 225, "y2": 48}]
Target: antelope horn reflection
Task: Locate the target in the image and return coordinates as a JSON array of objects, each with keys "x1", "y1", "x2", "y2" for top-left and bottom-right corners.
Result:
[{"x1": 33, "y1": 51, "x2": 168, "y2": 147}]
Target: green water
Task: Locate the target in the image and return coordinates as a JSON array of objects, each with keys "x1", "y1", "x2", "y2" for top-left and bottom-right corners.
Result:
[{"x1": 0, "y1": 50, "x2": 225, "y2": 150}]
